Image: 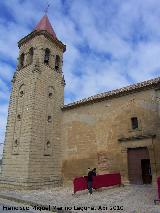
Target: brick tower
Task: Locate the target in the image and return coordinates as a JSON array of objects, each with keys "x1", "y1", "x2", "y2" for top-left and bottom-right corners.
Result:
[{"x1": 1, "y1": 15, "x2": 66, "y2": 189}]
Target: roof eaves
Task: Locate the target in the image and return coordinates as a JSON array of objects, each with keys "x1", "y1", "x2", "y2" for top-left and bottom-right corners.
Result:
[
  {"x1": 18, "y1": 30, "x2": 66, "y2": 52},
  {"x1": 62, "y1": 77, "x2": 160, "y2": 110}
]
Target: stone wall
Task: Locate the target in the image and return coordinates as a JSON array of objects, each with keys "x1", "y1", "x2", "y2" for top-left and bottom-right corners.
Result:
[
  {"x1": 1, "y1": 32, "x2": 65, "y2": 189},
  {"x1": 62, "y1": 88, "x2": 160, "y2": 184}
]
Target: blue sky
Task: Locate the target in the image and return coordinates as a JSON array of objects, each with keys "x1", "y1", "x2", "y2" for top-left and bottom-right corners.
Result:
[{"x1": 0, "y1": 0, "x2": 160, "y2": 156}]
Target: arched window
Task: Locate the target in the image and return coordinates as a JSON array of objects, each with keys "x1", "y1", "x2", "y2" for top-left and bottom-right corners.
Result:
[
  {"x1": 14, "y1": 139, "x2": 18, "y2": 147},
  {"x1": 48, "y1": 86, "x2": 54, "y2": 98},
  {"x1": 55, "y1": 55, "x2": 60, "y2": 71},
  {"x1": 28, "y1": 47, "x2": 34, "y2": 64},
  {"x1": 44, "y1": 48, "x2": 50, "y2": 65},
  {"x1": 19, "y1": 53, "x2": 25, "y2": 68},
  {"x1": 19, "y1": 84, "x2": 25, "y2": 97},
  {"x1": 46, "y1": 141, "x2": 50, "y2": 148},
  {"x1": 44, "y1": 140, "x2": 52, "y2": 156},
  {"x1": 12, "y1": 139, "x2": 19, "y2": 154}
]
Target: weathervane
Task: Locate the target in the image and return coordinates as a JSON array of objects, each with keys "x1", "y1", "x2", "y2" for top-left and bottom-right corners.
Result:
[{"x1": 44, "y1": 2, "x2": 50, "y2": 14}]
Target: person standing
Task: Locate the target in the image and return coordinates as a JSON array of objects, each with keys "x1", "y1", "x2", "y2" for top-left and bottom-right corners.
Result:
[
  {"x1": 92, "y1": 168, "x2": 97, "y2": 190},
  {"x1": 87, "y1": 168, "x2": 93, "y2": 195},
  {"x1": 92, "y1": 168, "x2": 96, "y2": 176}
]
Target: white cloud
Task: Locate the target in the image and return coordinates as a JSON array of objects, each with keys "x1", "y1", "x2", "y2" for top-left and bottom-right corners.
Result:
[
  {"x1": 127, "y1": 41, "x2": 160, "y2": 81},
  {"x1": 0, "y1": 79, "x2": 10, "y2": 93},
  {"x1": 0, "y1": 62, "x2": 14, "y2": 81}
]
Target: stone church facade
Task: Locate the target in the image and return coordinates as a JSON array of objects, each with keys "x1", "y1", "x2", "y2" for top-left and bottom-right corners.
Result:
[{"x1": 0, "y1": 15, "x2": 160, "y2": 189}]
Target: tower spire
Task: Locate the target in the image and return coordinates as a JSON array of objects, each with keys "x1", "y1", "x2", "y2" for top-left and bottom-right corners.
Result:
[
  {"x1": 35, "y1": 14, "x2": 57, "y2": 38},
  {"x1": 34, "y1": 1, "x2": 57, "y2": 38}
]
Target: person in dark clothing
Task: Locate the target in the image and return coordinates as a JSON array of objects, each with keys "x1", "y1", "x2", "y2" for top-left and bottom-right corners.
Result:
[
  {"x1": 92, "y1": 168, "x2": 97, "y2": 190},
  {"x1": 92, "y1": 168, "x2": 96, "y2": 176},
  {"x1": 87, "y1": 168, "x2": 93, "y2": 195}
]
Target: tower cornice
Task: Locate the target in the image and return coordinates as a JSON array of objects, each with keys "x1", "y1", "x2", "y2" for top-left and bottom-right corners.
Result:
[{"x1": 18, "y1": 30, "x2": 66, "y2": 52}]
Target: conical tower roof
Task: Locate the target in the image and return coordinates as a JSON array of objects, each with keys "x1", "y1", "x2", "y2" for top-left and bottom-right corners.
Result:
[
  {"x1": 18, "y1": 14, "x2": 66, "y2": 52},
  {"x1": 35, "y1": 15, "x2": 56, "y2": 38}
]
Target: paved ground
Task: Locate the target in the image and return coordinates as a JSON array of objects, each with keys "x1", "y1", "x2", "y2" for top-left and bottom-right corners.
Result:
[{"x1": 0, "y1": 185, "x2": 159, "y2": 213}]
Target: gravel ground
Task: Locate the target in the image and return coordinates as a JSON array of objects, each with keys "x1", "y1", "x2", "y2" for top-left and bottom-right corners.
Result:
[{"x1": 0, "y1": 185, "x2": 159, "y2": 213}]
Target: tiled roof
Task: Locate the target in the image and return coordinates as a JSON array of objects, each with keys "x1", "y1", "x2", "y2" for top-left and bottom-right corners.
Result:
[
  {"x1": 62, "y1": 77, "x2": 160, "y2": 110},
  {"x1": 35, "y1": 15, "x2": 56, "y2": 38}
]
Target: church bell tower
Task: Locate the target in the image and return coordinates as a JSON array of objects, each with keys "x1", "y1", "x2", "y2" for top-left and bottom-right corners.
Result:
[{"x1": 1, "y1": 15, "x2": 66, "y2": 189}]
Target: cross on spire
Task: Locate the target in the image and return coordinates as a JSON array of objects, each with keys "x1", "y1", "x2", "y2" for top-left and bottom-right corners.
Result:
[{"x1": 44, "y1": 3, "x2": 50, "y2": 14}]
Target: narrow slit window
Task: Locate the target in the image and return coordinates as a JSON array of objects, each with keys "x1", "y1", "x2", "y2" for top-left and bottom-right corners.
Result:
[
  {"x1": 44, "y1": 140, "x2": 51, "y2": 156},
  {"x1": 49, "y1": 92, "x2": 53, "y2": 98},
  {"x1": 48, "y1": 86, "x2": 54, "y2": 98},
  {"x1": 17, "y1": 114, "x2": 21, "y2": 121},
  {"x1": 14, "y1": 140, "x2": 18, "y2": 146},
  {"x1": 47, "y1": 141, "x2": 50, "y2": 148},
  {"x1": 131, "y1": 117, "x2": 138, "y2": 129},
  {"x1": 48, "y1": 116, "x2": 52, "y2": 122}
]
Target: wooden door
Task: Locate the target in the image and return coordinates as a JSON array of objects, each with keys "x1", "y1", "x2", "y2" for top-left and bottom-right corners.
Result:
[{"x1": 127, "y1": 147, "x2": 151, "y2": 184}]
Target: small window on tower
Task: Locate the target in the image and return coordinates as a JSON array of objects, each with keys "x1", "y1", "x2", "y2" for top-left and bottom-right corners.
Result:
[
  {"x1": 19, "y1": 53, "x2": 25, "y2": 68},
  {"x1": 44, "y1": 48, "x2": 50, "y2": 65},
  {"x1": 49, "y1": 92, "x2": 53, "y2": 98},
  {"x1": 131, "y1": 117, "x2": 138, "y2": 129},
  {"x1": 12, "y1": 139, "x2": 19, "y2": 155},
  {"x1": 48, "y1": 116, "x2": 52, "y2": 122},
  {"x1": 48, "y1": 86, "x2": 54, "y2": 98},
  {"x1": 20, "y1": 90, "x2": 24, "y2": 97},
  {"x1": 14, "y1": 139, "x2": 18, "y2": 146},
  {"x1": 44, "y1": 140, "x2": 52, "y2": 156},
  {"x1": 19, "y1": 84, "x2": 25, "y2": 97},
  {"x1": 55, "y1": 55, "x2": 60, "y2": 72},
  {"x1": 17, "y1": 114, "x2": 21, "y2": 121},
  {"x1": 46, "y1": 141, "x2": 50, "y2": 148}
]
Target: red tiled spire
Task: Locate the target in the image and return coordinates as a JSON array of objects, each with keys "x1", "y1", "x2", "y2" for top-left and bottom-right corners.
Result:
[{"x1": 35, "y1": 15, "x2": 56, "y2": 38}]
